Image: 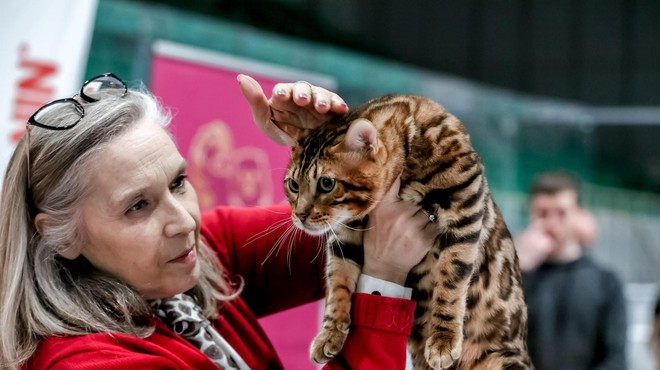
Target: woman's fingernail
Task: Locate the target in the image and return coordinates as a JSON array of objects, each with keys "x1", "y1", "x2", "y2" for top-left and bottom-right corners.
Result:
[
  {"x1": 297, "y1": 93, "x2": 310, "y2": 100},
  {"x1": 317, "y1": 100, "x2": 328, "y2": 107},
  {"x1": 276, "y1": 88, "x2": 287, "y2": 96}
]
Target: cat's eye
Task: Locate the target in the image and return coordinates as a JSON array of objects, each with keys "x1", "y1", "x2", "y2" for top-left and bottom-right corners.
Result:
[
  {"x1": 288, "y1": 179, "x2": 299, "y2": 193},
  {"x1": 317, "y1": 177, "x2": 335, "y2": 193}
]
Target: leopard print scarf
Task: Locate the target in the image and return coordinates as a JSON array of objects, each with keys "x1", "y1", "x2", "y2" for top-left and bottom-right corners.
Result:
[{"x1": 151, "y1": 294, "x2": 250, "y2": 370}]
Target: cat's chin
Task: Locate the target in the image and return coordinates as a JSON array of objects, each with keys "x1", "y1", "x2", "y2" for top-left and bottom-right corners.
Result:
[
  {"x1": 293, "y1": 223, "x2": 331, "y2": 236},
  {"x1": 303, "y1": 227, "x2": 331, "y2": 236}
]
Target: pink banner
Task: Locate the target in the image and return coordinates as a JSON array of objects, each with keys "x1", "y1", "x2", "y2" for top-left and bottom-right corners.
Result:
[
  {"x1": 151, "y1": 58, "x2": 288, "y2": 209},
  {"x1": 151, "y1": 43, "x2": 326, "y2": 370}
]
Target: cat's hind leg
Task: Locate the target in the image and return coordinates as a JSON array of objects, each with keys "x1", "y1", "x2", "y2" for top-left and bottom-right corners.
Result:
[{"x1": 424, "y1": 236, "x2": 480, "y2": 370}]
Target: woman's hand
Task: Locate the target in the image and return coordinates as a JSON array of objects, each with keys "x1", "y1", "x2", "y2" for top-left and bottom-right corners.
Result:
[
  {"x1": 237, "y1": 74, "x2": 348, "y2": 146},
  {"x1": 362, "y1": 178, "x2": 440, "y2": 285}
]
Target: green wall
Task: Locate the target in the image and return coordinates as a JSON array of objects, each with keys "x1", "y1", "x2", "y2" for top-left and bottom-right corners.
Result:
[{"x1": 86, "y1": 0, "x2": 660, "y2": 217}]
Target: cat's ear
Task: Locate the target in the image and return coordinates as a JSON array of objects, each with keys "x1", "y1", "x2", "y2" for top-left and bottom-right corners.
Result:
[{"x1": 344, "y1": 119, "x2": 379, "y2": 159}]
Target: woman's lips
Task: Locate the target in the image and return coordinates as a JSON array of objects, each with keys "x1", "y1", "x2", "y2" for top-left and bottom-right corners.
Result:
[{"x1": 169, "y1": 247, "x2": 196, "y2": 264}]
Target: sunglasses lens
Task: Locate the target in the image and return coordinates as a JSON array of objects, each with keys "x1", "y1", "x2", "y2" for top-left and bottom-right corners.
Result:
[
  {"x1": 33, "y1": 100, "x2": 84, "y2": 129},
  {"x1": 81, "y1": 75, "x2": 126, "y2": 101}
]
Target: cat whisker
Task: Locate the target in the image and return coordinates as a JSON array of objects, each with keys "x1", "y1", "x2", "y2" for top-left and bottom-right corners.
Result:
[
  {"x1": 261, "y1": 223, "x2": 296, "y2": 266},
  {"x1": 334, "y1": 219, "x2": 372, "y2": 232},
  {"x1": 286, "y1": 227, "x2": 301, "y2": 274},
  {"x1": 326, "y1": 222, "x2": 346, "y2": 263},
  {"x1": 285, "y1": 235, "x2": 291, "y2": 273},
  {"x1": 309, "y1": 232, "x2": 327, "y2": 264},
  {"x1": 261, "y1": 230, "x2": 286, "y2": 265},
  {"x1": 247, "y1": 205, "x2": 290, "y2": 215},
  {"x1": 243, "y1": 218, "x2": 290, "y2": 247}
]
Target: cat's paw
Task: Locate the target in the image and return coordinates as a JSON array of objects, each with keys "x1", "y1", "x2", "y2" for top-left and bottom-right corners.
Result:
[
  {"x1": 424, "y1": 334, "x2": 462, "y2": 369},
  {"x1": 309, "y1": 327, "x2": 349, "y2": 364}
]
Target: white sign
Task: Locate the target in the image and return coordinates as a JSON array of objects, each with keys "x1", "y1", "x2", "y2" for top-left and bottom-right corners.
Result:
[{"x1": 0, "y1": 0, "x2": 98, "y2": 188}]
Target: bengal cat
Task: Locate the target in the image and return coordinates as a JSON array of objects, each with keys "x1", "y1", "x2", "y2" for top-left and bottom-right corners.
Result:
[{"x1": 282, "y1": 94, "x2": 532, "y2": 370}]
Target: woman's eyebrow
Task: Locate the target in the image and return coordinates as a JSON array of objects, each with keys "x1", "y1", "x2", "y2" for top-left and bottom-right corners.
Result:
[
  {"x1": 112, "y1": 159, "x2": 188, "y2": 206},
  {"x1": 175, "y1": 160, "x2": 187, "y2": 176}
]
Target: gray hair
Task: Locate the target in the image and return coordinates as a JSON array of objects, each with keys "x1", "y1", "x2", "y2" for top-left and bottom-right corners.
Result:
[{"x1": 0, "y1": 88, "x2": 238, "y2": 369}]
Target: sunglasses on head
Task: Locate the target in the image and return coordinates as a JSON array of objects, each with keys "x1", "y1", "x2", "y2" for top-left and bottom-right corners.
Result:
[{"x1": 25, "y1": 73, "x2": 127, "y2": 188}]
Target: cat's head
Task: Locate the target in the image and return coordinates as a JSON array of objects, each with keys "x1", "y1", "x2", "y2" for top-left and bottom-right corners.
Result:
[{"x1": 283, "y1": 117, "x2": 390, "y2": 236}]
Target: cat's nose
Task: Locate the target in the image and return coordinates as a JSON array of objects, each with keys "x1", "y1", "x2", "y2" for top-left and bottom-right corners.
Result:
[{"x1": 296, "y1": 212, "x2": 309, "y2": 222}]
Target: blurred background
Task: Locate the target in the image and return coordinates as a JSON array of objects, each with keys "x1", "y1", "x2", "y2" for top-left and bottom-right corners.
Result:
[{"x1": 4, "y1": 1, "x2": 660, "y2": 369}]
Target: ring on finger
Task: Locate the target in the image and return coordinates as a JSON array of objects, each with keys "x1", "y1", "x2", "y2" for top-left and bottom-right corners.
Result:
[
  {"x1": 421, "y1": 209, "x2": 437, "y2": 223},
  {"x1": 294, "y1": 81, "x2": 313, "y2": 99},
  {"x1": 295, "y1": 80, "x2": 314, "y2": 91}
]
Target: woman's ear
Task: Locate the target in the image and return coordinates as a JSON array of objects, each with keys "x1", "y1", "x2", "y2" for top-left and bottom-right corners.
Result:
[
  {"x1": 33, "y1": 212, "x2": 50, "y2": 236},
  {"x1": 56, "y1": 244, "x2": 82, "y2": 260},
  {"x1": 34, "y1": 213, "x2": 81, "y2": 260}
]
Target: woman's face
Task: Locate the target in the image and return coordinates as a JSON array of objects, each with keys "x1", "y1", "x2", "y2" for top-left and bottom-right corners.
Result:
[{"x1": 79, "y1": 120, "x2": 201, "y2": 299}]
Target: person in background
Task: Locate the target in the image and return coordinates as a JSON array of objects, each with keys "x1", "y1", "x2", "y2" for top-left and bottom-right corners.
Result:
[
  {"x1": 651, "y1": 294, "x2": 660, "y2": 370},
  {"x1": 0, "y1": 73, "x2": 438, "y2": 370},
  {"x1": 515, "y1": 171, "x2": 627, "y2": 370}
]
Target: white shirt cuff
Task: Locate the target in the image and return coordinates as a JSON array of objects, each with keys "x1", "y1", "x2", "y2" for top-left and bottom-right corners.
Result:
[{"x1": 356, "y1": 274, "x2": 412, "y2": 299}]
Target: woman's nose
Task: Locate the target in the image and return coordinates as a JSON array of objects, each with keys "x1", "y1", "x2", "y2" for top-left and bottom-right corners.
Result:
[{"x1": 164, "y1": 196, "x2": 196, "y2": 237}]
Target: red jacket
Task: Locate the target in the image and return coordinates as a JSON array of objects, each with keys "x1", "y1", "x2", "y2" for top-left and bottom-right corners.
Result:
[{"x1": 26, "y1": 205, "x2": 415, "y2": 370}]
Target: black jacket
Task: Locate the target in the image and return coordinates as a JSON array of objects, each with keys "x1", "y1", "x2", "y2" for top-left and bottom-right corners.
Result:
[{"x1": 523, "y1": 255, "x2": 627, "y2": 370}]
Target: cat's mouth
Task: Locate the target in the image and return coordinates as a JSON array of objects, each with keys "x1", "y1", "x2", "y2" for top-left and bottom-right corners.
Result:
[{"x1": 293, "y1": 217, "x2": 364, "y2": 236}]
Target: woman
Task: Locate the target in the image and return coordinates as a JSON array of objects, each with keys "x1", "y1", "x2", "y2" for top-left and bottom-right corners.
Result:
[{"x1": 0, "y1": 73, "x2": 437, "y2": 369}]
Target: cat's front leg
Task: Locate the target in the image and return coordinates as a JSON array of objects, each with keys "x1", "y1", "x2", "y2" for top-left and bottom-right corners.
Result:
[
  {"x1": 424, "y1": 237, "x2": 480, "y2": 370},
  {"x1": 310, "y1": 248, "x2": 361, "y2": 364}
]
